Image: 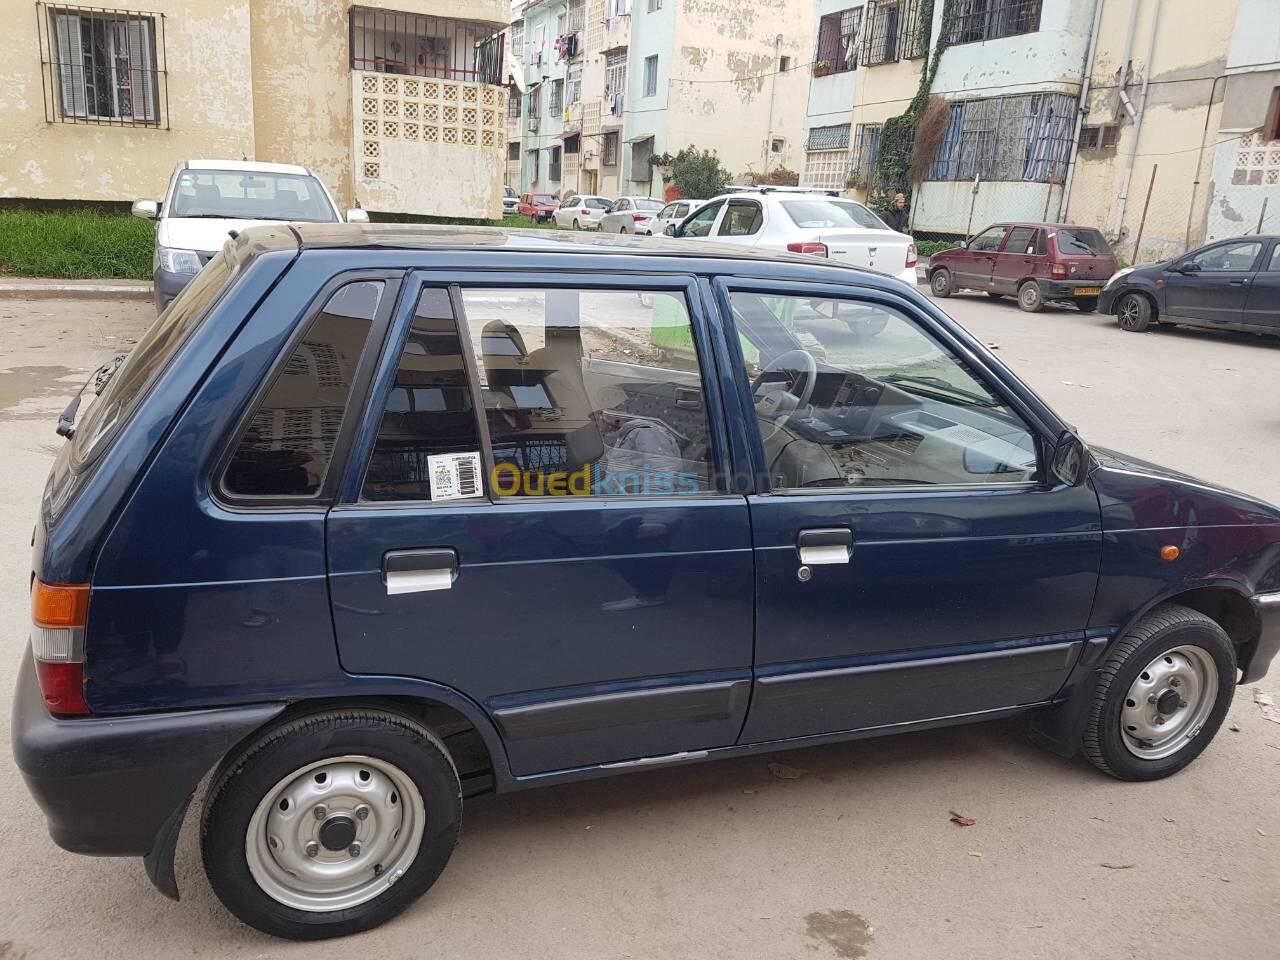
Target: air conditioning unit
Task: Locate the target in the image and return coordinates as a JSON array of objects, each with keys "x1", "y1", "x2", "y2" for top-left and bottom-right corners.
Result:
[{"x1": 528, "y1": 118, "x2": 539, "y2": 132}]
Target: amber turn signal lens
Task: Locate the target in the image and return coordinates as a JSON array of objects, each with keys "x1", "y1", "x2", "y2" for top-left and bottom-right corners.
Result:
[
  {"x1": 31, "y1": 580, "x2": 90, "y2": 628},
  {"x1": 1160, "y1": 545, "x2": 1181, "y2": 562}
]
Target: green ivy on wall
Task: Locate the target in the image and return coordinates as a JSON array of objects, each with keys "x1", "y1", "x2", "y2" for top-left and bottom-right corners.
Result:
[{"x1": 869, "y1": 0, "x2": 952, "y2": 212}]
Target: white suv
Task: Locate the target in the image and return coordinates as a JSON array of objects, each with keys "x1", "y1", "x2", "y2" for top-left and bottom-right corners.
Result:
[{"x1": 667, "y1": 190, "x2": 917, "y2": 285}]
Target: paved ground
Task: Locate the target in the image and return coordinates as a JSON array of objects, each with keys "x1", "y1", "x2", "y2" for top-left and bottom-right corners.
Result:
[{"x1": 1, "y1": 292, "x2": 1278, "y2": 959}]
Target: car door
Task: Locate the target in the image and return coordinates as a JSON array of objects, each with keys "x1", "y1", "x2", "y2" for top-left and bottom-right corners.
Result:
[
  {"x1": 955, "y1": 225, "x2": 1008, "y2": 291},
  {"x1": 1243, "y1": 241, "x2": 1280, "y2": 331},
  {"x1": 1163, "y1": 239, "x2": 1265, "y2": 325},
  {"x1": 992, "y1": 226, "x2": 1041, "y2": 295},
  {"x1": 715, "y1": 198, "x2": 765, "y2": 247},
  {"x1": 675, "y1": 200, "x2": 726, "y2": 241},
  {"x1": 556, "y1": 197, "x2": 579, "y2": 228},
  {"x1": 714, "y1": 279, "x2": 1102, "y2": 743},
  {"x1": 326, "y1": 266, "x2": 754, "y2": 777}
]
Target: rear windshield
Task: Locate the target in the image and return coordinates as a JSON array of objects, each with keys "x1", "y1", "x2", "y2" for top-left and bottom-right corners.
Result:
[
  {"x1": 1055, "y1": 228, "x2": 1112, "y2": 256},
  {"x1": 780, "y1": 199, "x2": 886, "y2": 230},
  {"x1": 634, "y1": 198, "x2": 664, "y2": 211},
  {"x1": 72, "y1": 251, "x2": 235, "y2": 465},
  {"x1": 585, "y1": 198, "x2": 611, "y2": 209}
]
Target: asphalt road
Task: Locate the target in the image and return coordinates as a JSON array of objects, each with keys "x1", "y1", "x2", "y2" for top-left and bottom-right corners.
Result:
[{"x1": 1, "y1": 291, "x2": 1278, "y2": 959}]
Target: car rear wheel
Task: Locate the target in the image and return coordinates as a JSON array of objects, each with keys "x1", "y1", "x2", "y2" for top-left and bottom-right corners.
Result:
[
  {"x1": 572, "y1": 219, "x2": 581, "y2": 230},
  {"x1": 1117, "y1": 292, "x2": 1152, "y2": 332},
  {"x1": 929, "y1": 269, "x2": 953, "y2": 298},
  {"x1": 202, "y1": 710, "x2": 462, "y2": 940},
  {"x1": 1082, "y1": 604, "x2": 1236, "y2": 781},
  {"x1": 1017, "y1": 281, "x2": 1044, "y2": 313}
]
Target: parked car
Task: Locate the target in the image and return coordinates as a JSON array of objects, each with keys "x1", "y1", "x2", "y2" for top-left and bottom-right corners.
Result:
[
  {"x1": 668, "y1": 189, "x2": 917, "y2": 286},
  {"x1": 598, "y1": 195, "x2": 665, "y2": 234},
  {"x1": 502, "y1": 185, "x2": 518, "y2": 215},
  {"x1": 645, "y1": 198, "x2": 706, "y2": 236},
  {"x1": 1100, "y1": 235, "x2": 1280, "y2": 336},
  {"x1": 552, "y1": 194, "x2": 613, "y2": 230},
  {"x1": 517, "y1": 193, "x2": 559, "y2": 223},
  {"x1": 131, "y1": 159, "x2": 362, "y2": 312},
  {"x1": 927, "y1": 222, "x2": 1119, "y2": 313},
  {"x1": 16, "y1": 224, "x2": 1280, "y2": 941}
]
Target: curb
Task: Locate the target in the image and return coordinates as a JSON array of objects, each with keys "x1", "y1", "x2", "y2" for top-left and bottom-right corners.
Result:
[{"x1": 0, "y1": 280, "x2": 153, "y2": 301}]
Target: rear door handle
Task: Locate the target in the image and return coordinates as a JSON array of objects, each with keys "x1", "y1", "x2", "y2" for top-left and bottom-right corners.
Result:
[
  {"x1": 383, "y1": 548, "x2": 458, "y2": 595},
  {"x1": 797, "y1": 528, "x2": 853, "y2": 565}
]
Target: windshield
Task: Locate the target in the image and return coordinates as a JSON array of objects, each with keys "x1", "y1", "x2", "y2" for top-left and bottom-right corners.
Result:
[
  {"x1": 532, "y1": 194, "x2": 557, "y2": 204},
  {"x1": 1055, "y1": 228, "x2": 1112, "y2": 256},
  {"x1": 634, "y1": 198, "x2": 664, "y2": 211},
  {"x1": 780, "y1": 199, "x2": 887, "y2": 231},
  {"x1": 504, "y1": 186, "x2": 517, "y2": 198},
  {"x1": 72, "y1": 251, "x2": 235, "y2": 464},
  {"x1": 169, "y1": 169, "x2": 338, "y2": 222}
]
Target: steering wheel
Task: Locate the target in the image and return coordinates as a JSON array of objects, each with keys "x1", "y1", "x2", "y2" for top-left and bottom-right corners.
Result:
[{"x1": 751, "y1": 348, "x2": 818, "y2": 413}]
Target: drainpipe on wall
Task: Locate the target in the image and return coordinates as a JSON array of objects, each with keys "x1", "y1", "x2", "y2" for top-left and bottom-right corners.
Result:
[
  {"x1": 1057, "y1": 0, "x2": 1106, "y2": 221},
  {"x1": 1184, "y1": 74, "x2": 1225, "y2": 249},
  {"x1": 762, "y1": 34, "x2": 783, "y2": 175},
  {"x1": 1111, "y1": 0, "x2": 1162, "y2": 241}
]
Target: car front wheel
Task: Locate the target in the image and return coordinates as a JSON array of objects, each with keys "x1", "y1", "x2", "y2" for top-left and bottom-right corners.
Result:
[
  {"x1": 202, "y1": 710, "x2": 462, "y2": 940},
  {"x1": 1082, "y1": 604, "x2": 1236, "y2": 781},
  {"x1": 1117, "y1": 292, "x2": 1152, "y2": 331}
]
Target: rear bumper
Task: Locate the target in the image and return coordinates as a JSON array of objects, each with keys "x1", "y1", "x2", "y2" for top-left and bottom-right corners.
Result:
[
  {"x1": 11, "y1": 651, "x2": 283, "y2": 857},
  {"x1": 1245, "y1": 591, "x2": 1280, "y2": 683},
  {"x1": 1038, "y1": 279, "x2": 1105, "y2": 300}
]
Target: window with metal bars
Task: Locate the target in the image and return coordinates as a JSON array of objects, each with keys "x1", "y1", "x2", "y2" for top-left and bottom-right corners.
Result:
[
  {"x1": 508, "y1": 85, "x2": 522, "y2": 117},
  {"x1": 38, "y1": 4, "x2": 164, "y2": 126},
  {"x1": 860, "y1": 1, "x2": 901, "y2": 67},
  {"x1": 806, "y1": 124, "x2": 851, "y2": 152},
  {"x1": 946, "y1": 0, "x2": 1042, "y2": 46},
  {"x1": 567, "y1": 64, "x2": 582, "y2": 105},
  {"x1": 814, "y1": 7, "x2": 861, "y2": 76},
  {"x1": 511, "y1": 20, "x2": 525, "y2": 57},
  {"x1": 528, "y1": 85, "x2": 541, "y2": 119},
  {"x1": 567, "y1": 0, "x2": 586, "y2": 34},
  {"x1": 508, "y1": 141, "x2": 521, "y2": 160},
  {"x1": 900, "y1": 0, "x2": 928, "y2": 59},
  {"x1": 605, "y1": 48, "x2": 627, "y2": 98},
  {"x1": 926, "y1": 93, "x2": 1077, "y2": 183},
  {"x1": 850, "y1": 123, "x2": 883, "y2": 181},
  {"x1": 550, "y1": 79, "x2": 564, "y2": 114},
  {"x1": 549, "y1": 145, "x2": 562, "y2": 181},
  {"x1": 349, "y1": 6, "x2": 504, "y2": 83},
  {"x1": 603, "y1": 131, "x2": 619, "y2": 166}
]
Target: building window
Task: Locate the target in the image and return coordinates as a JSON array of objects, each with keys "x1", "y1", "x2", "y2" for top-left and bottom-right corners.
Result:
[
  {"x1": 564, "y1": 133, "x2": 581, "y2": 155},
  {"x1": 603, "y1": 131, "x2": 620, "y2": 166},
  {"x1": 349, "y1": 7, "x2": 504, "y2": 84},
  {"x1": 527, "y1": 149, "x2": 539, "y2": 179},
  {"x1": 927, "y1": 93, "x2": 1076, "y2": 183},
  {"x1": 643, "y1": 54, "x2": 658, "y2": 97},
  {"x1": 947, "y1": 0, "x2": 1043, "y2": 46},
  {"x1": 550, "y1": 78, "x2": 564, "y2": 114},
  {"x1": 508, "y1": 140, "x2": 521, "y2": 160},
  {"x1": 631, "y1": 136, "x2": 654, "y2": 180},
  {"x1": 605, "y1": 47, "x2": 628, "y2": 99},
  {"x1": 779, "y1": 55, "x2": 792, "y2": 72},
  {"x1": 40, "y1": 4, "x2": 163, "y2": 126},
  {"x1": 507, "y1": 86, "x2": 522, "y2": 117},
  {"x1": 567, "y1": 64, "x2": 582, "y2": 105},
  {"x1": 567, "y1": 0, "x2": 586, "y2": 34},
  {"x1": 850, "y1": 123, "x2": 883, "y2": 184},
  {"x1": 608, "y1": 0, "x2": 632, "y2": 17},
  {"x1": 900, "y1": 0, "x2": 928, "y2": 59},
  {"x1": 510, "y1": 20, "x2": 524, "y2": 57},
  {"x1": 1079, "y1": 125, "x2": 1119, "y2": 150},
  {"x1": 814, "y1": 7, "x2": 861, "y2": 76},
  {"x1": 549, "y1": 146, "x2": 563, "y2": 181},
  {"x1": 647, "y1": 0, "x2": 663, "y2": 10},
  {"x1": 861, "y1": 1, "x2": 901, "y2": 67},
  {"x1": 806, "y1": 124, "x2": 851, "y2": 152},
  {"x1": 528, "y1": 85, "x2": 541, "y2": 119}
]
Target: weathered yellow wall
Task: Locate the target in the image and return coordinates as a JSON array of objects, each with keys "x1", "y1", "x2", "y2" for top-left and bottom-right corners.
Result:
[{"x1": 0, "y1": 0, "x2": 255, "y2": 201}]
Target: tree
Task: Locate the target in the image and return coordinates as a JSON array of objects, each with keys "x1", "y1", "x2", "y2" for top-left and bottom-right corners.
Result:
[{"x1": 671, "y1": 146, "x2": 732, "y2": 200}]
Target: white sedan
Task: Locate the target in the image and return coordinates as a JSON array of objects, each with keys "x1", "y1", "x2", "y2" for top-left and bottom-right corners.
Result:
[
  {"x1": 668, "y1": 190, "x2": 917, "y2": 285},
  {"x1": 641, "y1": 198, "x2": 706, "y2": 236},
  {"x1": 553, "y1": 195, "x2": 613, "y2": 231},
  {"x1": 598, "y1": 196, "x2": 666, "y2": 235}
]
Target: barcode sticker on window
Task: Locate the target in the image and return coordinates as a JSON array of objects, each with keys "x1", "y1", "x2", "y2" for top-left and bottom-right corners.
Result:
[{"x1": 427, "y1": 452, "x2": 483, "y2": 501}]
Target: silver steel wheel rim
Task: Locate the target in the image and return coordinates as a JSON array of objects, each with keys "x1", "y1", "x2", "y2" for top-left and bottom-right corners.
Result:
[
  {"x1": 1120, "y1": 645, "x2": 1219, "y2": 761},
  {"x1": 245, "y1": 755, "x2": 425, "y2": 912},
  {"x1": 932, "y1": 273, "x2": 948, "y2": 294},
  {"x1": 1020, "y1": 285, "x2": 1038, "y2": 308}
]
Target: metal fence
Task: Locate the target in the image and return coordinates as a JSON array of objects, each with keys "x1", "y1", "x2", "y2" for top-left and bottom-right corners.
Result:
[{"x1": 349, "y1": 6, "x2": 504, "y2": 83}]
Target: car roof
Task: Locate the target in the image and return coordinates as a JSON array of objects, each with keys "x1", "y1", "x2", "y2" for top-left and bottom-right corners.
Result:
[
  {"x1": 986, "y1": 221, "x2": 1106, "y2": 231},
  {"x1": 183, "y1": 159, "x2": 312, "y2": 175}
]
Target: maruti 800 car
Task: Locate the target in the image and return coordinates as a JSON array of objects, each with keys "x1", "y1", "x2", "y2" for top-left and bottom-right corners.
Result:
[{"x1": 14, "y1": 225, "x2": 1280, "y2": 940}]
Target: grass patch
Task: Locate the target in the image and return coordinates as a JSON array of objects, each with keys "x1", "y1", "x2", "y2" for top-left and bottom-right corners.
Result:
[
  {"x1": 0, "y1": 208, "x2": 154, "y2": 279},
  {"x1": 916, "y1": 239, "x2": 961, "y2": 258}
]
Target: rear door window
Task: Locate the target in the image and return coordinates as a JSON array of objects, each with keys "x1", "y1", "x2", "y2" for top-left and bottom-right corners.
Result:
[
  {"x1": 222, "y1": 280, "x2": 385, "y2": 498},
  {"x1": 718, "y1": 200, "x2": 764, "y2": 237}
]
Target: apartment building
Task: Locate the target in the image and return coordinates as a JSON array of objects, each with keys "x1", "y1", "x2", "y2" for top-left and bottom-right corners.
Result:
[
  {"x1": 799, "y1": 0, "x2": 1280, "y2": 260},
  {"x1": 507, "y1": 0, "x2": 814, "y2": 200},
  {"x1": 0, "y1": 0, "x2": 509, "y2": 218}
]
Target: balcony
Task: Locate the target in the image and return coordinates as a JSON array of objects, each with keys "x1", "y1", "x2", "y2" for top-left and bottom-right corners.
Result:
[{"x1": 352, "y1": 71, "x2": 507, "y2": 218}]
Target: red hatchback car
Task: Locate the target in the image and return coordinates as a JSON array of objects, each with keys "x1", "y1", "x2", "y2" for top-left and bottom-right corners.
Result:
[
  {"x1": 928, "y1": 222, "x2": 1119, "y2": 313},
  {"x1": 517, "y1": 193, "x2": 559, "y2": 224}
]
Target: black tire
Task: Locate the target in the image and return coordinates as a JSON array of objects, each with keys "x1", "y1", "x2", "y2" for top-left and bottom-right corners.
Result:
[
  {"x1": 1117, "y1": 292, "x2": 1152, "y2": 332},
  {"x1": 930, "y1": 268, "x2": 953, "y2": 298},
  {"x1": 202, "y1": 709, "x2": 462, "y2": 940},
  {"x1": 572, "y1": 219, "x2": 581, "y2": 231},
  {"x1": 1082, "y1": 604, "x2": 1236, "y2": 782},
  {"x1": 1017, "y1": 280, "x2": 1044, "y2": 313},
  {"x1": 1076, "y1": 297, "x2": 1099, "y2": 313},
  {"x1": 986, "y1": 292, "x2": 1005, "y2": 300}
]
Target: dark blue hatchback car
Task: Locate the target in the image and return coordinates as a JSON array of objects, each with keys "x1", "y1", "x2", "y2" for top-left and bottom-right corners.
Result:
[{"x1": 14, "y1": 225, "x2": 1280, "y2": 939}]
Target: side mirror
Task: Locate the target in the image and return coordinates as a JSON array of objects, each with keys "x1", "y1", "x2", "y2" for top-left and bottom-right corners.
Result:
[
  {"x1": 345, "y1": 208, "x2": 370, "y2": 224},
  {"x1": 131, "y1": 198, "x2": 159, "y2": 220},
  {"x1": 1176, "y1": 261, "x2": 1199, "y2": 274},
  {"x1": 1050, "y1": 431, "x2": 1090, "y2": 487},
  {"x1": 664, "y1": 224, "x2": 677, "y2": 237}
]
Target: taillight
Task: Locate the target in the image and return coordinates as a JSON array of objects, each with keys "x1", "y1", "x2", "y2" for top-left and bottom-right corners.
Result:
[
  {"x1": 31, "y1": 580, "x2": 90, "y2": 715},
  {"x1": 906, "y1": 243, "x2": 918, "y2": 268},
  {"x1": 1051, "y1": 262, "x2": 1069, "y2": 279},
  {"x1": 632, "y1": 213, "x2": 648, "y2": 222},
  {"x1": 787, "y1": 241, "x2": 828, "y2": 257}
]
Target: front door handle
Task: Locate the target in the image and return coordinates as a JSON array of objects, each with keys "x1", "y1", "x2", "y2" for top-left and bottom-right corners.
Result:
[
  {"x1": 1228, "y1": 278, "x2": 1249, "y2": 286},
  {"x1": 797, "y1": 528, "x2": 853, "y2": 565},
  {"x1": 383, "y1": 548, "x2": 458, "y2": 595}
]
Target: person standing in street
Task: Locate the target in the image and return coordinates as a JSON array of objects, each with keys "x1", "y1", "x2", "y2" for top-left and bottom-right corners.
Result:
[{"x1": 884, "y1": 192, "x2": 909, "y2": 232}]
